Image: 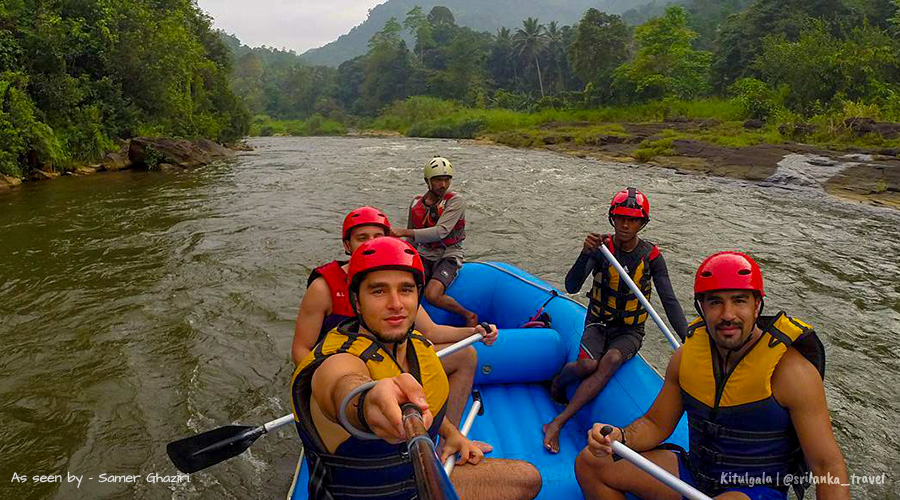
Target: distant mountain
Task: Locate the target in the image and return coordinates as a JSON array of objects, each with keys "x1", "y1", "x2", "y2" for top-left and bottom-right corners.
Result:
[{"x1": 301, "y1": 0, "x2": 653, "y2": 67}]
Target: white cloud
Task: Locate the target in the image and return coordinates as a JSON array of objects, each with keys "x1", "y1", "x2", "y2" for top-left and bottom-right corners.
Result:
[{"x1": 197, "y1": 0, "x2": 385, "y2": 53}]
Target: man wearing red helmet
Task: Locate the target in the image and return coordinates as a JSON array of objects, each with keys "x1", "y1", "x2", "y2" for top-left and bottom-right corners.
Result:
[
  {"x1": 291, "y1": 238, "x2": 541, "y2": 500},
  {"x1": 391, "y1": 156, "x2": 479, "y2": 327},
  {"x1": 291, "y1": 207, "x2": 497, "y2": 448},
  {"x1": 575, "y1": 252, "x2": 848, "y2": 500},
  {"x1": 542, "y1": 188, "x2": 688, "y2": 453}
]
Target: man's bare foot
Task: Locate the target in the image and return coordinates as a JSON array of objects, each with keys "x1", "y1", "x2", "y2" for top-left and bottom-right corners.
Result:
[
  {"x1": 542, "y1": 422, "x2": 561, "y2": 454},
  {"x1": 549, "y1": 374, "x2": 568, "y2": 405},
  {"x1": 464, "y1": 312, "x2": 479, "y2": 327}
]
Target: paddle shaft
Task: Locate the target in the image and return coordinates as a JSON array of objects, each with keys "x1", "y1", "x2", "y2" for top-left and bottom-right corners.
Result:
[
  {"x1": 599, "y1": 426, "x2": 712, "y2": 500},
  {"x1": 443, "y1": 396, "x2": 482, "y2": 475},
  {"x1": 597, "y1": 244, "x2": 681, "y2": 349},
  {"x1": 403, "y1": 404, "x2": 461, "y2": 500}
]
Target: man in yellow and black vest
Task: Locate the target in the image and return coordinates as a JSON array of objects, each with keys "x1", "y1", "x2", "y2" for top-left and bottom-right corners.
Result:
[
  {"x1": 290, "y1": 207, "x2": 498, "y2": 451},
  {"x1": 391, "y1": 156, "x2": 478, "y2": 327},
  {"x1": 291, "y1": 237, "x2": 541, "y2": 500},
  {"x1": 543, "y1": 188, "x2": 688, "y2": 454},
  {"x1": 575, "y1": 251, "x2": 849, "y2": 500}
]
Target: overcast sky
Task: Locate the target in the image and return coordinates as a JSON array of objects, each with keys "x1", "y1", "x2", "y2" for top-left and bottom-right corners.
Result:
[{"x1": 197, "y1": 0, "x2": 384, "y2": 53}]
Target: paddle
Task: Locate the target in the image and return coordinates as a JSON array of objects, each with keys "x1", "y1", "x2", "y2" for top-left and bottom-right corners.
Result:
[
  {"x1": 599, "y1": 426, "x2": 713, "y2": 500},
  {"x1": 596, "y1": 244, "x2": 681, "y2": 349},
  {"x1": 167, "y1": 329, "x2": 487, "y2": 473},
  {"x1": 443, "y1": 389, "x2": 484, "y2": 476},
  {"x1": 404, "y1": 403, "x2": 461, "y2": 500}
]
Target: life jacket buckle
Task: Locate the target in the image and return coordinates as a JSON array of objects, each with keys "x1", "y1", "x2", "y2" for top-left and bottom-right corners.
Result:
[{"x1": 698, "y1": 445, "x2": 724, "y2": 464}]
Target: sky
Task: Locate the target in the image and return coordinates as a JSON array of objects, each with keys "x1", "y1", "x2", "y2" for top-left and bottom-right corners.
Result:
[{"x1": 196, "y1": 0, "x2": 384, "y2": 53}]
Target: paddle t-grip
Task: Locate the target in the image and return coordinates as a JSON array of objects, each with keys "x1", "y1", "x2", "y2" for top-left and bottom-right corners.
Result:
[{"x1": 601, "y1": 425, "x2": 614, "y2": 436}]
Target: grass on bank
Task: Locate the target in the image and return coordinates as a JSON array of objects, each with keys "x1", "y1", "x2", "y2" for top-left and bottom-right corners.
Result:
[
  {"x1": 250, "y1": 114, "x2": 347, "y2": 137},
  {"x1": 366, "y1": 96, "x2": 900, "y2": 162},
  {"x1": 244, "y1": 96, "x2": 900, "y2": 165}
]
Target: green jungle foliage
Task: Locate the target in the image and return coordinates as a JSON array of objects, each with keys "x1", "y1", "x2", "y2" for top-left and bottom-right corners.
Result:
[
  {"x1": 237, "y1": 0, "x2": 900, "y2": 144},
  {"x1": 5, "y1": 0, "x2": 900, "y2": 179},
  {"x1": 0, "y1": 0, "x2": 249, "y2": 178}
]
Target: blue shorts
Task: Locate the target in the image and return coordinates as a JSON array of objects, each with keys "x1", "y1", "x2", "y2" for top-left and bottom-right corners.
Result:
[{"x1": 675, "y1": 452, "x2": 787, "y2": 500}]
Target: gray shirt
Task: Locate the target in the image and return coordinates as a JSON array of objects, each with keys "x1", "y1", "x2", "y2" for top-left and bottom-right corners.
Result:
[{"x1": 406, "y1": 193, "x2": 466, "y2": 262}]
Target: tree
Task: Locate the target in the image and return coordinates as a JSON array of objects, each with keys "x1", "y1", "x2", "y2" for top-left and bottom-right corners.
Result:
[
  {"x1": 488, "y1": 27, "x2": 517, "y2": 90},
  {"x1": 569, "y1": 9, "x2": 631, "y2": 93},
  {"x1": 427, "y1": 6, "x2": 455, "y2": 27},
  {"x1": 753, "y1": 20, "x2": 899, "y2": 114},
  {"x1": 710, "y1": 0, "x2": 853, "y2": 91},
  {"x1": 403, "y1": 6, "x2": 433, "y2": 64},
  {"x1": 545, "y1": 21, "x2": 565, "y2": 93},
  {"x1": 360, "y1": 19, "x2": 412, "y2": 114},
  {"x1": 513, "y1": 18, "x2": 549, "y2": 98},
  {"x1": 613, "y1": 6, "x2": 712, "y2": 101}
]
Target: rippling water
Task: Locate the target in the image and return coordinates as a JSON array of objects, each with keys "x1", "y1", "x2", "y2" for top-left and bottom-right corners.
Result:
[{"x1": 1, "y1": 137, "x2": 898, "y2": 499}]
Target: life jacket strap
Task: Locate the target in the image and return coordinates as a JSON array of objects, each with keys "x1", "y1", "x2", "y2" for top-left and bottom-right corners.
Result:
[
  {"x1": 694, "y1": 444, "x2": 802, "y2": 467},
  {"x1": 689, "y1": 419, "x2": 793, "y2": 441}
]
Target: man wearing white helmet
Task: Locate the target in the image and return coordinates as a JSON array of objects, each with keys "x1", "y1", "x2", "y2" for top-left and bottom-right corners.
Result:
[{"x1": 392, "y1": 156, "x2": 478, "y2": 327}]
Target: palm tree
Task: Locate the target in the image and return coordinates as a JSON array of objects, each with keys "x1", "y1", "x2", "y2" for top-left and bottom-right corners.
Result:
[
  {"x1": 545, "y1": 21, "x2": 564, "y2": 93},
  {"x1": 512, "y1": 18, "x2": 548, "y2": 98}
]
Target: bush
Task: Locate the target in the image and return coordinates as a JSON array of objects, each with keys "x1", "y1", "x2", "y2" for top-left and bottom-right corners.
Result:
[
  {"x1": 372, "y1": 97, "x2": 460, "y2": 131},
  {"x1": 728, "y1": 78, "x2": 779, "y2": 121}
]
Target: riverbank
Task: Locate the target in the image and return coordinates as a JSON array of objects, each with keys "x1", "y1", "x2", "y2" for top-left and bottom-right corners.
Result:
[
  {"x1": 481, "y1": 119, "x2": 900, "y2": 209},
  {"x1": 0, "y1": 138, "x2": 244, "y2": 193}
]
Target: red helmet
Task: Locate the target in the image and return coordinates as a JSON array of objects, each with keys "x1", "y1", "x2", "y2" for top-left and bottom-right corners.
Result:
[
  {"x1": 609, "y1": 188, "x2": 650, "y2": 225},
  {"x1": 694, "y1": 251, "x2": 765, "y2": 298},
  {"x1": 342, "y1": 206, "x2": 391, "y2": 241},
  {"x1": 348, "y1": 237, "x2": 425, "y2": 294}
]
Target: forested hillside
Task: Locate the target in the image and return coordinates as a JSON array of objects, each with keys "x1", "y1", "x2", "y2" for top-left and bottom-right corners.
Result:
[
  {"x1": 0, "y1": 0, "x2": 249, "y2": 179},
  {"x1": 234, "y1": 0, "x2": 900, "y2": 127},
  {"x1": 301, "y1": 0, "x2": 652, "y2": 67}
]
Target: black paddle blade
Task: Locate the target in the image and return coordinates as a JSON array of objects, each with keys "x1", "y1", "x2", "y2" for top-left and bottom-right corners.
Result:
[{"x1": 167, "y1": 424, "x2": 264, "y2": 473}]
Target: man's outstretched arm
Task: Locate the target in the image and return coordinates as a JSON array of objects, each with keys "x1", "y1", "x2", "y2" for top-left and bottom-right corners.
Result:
[{"x1": 311, "y1": 354, "x2": 434, "y2": 442}]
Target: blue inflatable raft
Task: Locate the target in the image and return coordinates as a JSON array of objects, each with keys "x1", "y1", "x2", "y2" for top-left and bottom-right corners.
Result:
[{"x1": 288, "y1": 261, "x2": 689, "y2": 500}]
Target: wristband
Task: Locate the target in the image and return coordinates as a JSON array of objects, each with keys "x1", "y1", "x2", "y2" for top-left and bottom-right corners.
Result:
[{"x1": 356, "y1": 389, "x2": 374, "y2": 433}]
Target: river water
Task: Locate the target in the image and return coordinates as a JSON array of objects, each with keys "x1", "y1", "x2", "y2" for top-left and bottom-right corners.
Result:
[{"x1": 1, "y1": 137, "x2": 898, "y2": 499}]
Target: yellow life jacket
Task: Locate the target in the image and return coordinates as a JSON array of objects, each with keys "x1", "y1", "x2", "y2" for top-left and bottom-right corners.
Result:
[
  {"x1": 291, "y1": 320, "x2": 449, "y2": 500},
  {"x1": 679, "y1": 312, "x2": 825, "y2": 497},
  {"x1": 588, "y1": 238, "x2": 658, "y2": 326}
]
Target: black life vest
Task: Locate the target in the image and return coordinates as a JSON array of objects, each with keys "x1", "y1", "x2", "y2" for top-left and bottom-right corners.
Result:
[
  {"x1": 291, "y1": 320, "x2": 449, "y2": 500},
  {"x1": 588, "y1": 238, "x2": 659, "y2": 326},
  {"x1": 307, "y1": 260, "x2": 354, "y2": 341},
  {"x1": 409, "y1": 192, "x2": 466, "y2": 249},
  {"x1": 680, "y1": 312, "x2": 826, "y2": 497}
]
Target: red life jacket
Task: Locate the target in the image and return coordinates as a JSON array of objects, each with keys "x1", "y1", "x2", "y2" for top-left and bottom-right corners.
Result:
[
  {"x1": 308, "y1": 260, "x2": 354, "y2": 340},
  {"x1": 409, "y1": 192, "x2": 466, "y2": 249}
]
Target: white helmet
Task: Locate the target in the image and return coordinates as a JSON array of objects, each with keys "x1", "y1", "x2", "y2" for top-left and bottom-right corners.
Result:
[{"x1": 424, "y1": 157, "x2": 454, "y2": 180}]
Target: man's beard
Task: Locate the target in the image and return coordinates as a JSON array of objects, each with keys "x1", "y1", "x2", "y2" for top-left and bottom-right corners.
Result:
[
  {"x1": 711, "y1": 322, "x2": 749, "y2": 350},
  {"x1": 372, "y1": 328, "x2": 409, "y2": 344}
]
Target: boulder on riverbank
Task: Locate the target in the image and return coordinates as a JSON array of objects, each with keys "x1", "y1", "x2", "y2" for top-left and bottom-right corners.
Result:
[
  {"x1": 0, "y1": 174, "x2": 22, "y2": 191},
  {"x1": 129, "y1": 137, "x2": 235, "y2": 169},
  {"x1": 101, "y1": 150, "x2": 132, "y2": 171}
]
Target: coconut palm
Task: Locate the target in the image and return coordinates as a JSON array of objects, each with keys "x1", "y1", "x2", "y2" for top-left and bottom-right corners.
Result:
[
  {"x1": 545, "y1": 21, "x2": 564, "y2": 93},
  {"x1": 512, "y1": 17, "x2": 549, "y2": 98}
]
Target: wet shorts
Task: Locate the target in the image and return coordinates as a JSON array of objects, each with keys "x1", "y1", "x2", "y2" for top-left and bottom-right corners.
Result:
[
  {"x1": 674, "y1": 449, "x2": 787, "y2": 500},
  {"x1": 422, "y1": 257, "x2": 461, "y2": 289},
  {"x1": 578, "y1": 322, "x2": 643, "y2": 362}
]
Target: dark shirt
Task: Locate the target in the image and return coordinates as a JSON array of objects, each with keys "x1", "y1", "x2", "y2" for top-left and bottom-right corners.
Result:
[{"x1": 565, "y1": 241, "x2": 688, "y2": 340}]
